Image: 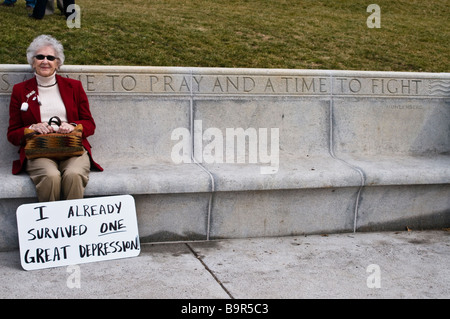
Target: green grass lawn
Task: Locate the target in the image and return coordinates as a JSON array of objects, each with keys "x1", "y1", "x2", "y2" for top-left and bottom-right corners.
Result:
[{"x1": 1, "y1": 0, "x2": 449, "y2": 72}]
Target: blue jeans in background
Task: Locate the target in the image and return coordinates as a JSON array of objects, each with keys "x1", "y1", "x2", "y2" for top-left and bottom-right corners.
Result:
[{"x1": 2, "y1": 0, "x2": 36, "y2": 7}]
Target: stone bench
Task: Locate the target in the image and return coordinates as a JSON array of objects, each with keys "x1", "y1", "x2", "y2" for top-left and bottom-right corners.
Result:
[{"x1": 0, "y1": 65, "x2": 449, "y2": 250}]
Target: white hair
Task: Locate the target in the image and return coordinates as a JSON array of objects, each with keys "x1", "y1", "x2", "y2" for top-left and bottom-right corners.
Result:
[{"x1": 26, "y1": 34, "x2": 65, "y2": 68}]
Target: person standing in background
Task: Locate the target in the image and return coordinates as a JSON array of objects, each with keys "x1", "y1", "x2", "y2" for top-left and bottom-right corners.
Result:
[{"x1": 29, "y1": 0, "x2": 75, "y2": 19}]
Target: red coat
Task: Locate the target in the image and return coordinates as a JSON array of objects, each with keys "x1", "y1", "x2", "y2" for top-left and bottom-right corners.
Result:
[{"x1": 7, "y1": 75, "x2": 103, "y2": 175}]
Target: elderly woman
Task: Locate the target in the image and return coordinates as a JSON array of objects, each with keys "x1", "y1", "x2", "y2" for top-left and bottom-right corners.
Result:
[{"x1": 7, "y1": 34, "x2": 102, "y2": 202}]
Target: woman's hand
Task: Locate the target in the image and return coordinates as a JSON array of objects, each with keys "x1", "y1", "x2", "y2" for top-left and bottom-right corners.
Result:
[
  {"x1": 57, "y1": 122, "x2": 75, "y2": 134},
  {"x1": 29, "y1": 122, "x2": 74, "y2": 134},
  {"x1": 29, "y1": 122, "x2": 54, "y2": 134}
]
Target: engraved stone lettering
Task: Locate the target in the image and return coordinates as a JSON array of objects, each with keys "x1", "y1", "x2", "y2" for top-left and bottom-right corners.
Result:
[
  {"x1": 349, "y1": 79, "x2": 361, "y2": 93},
  {"x1": 107, "y1": 75, "x2": 120, "y2": 91},
  {"x1": 0, "y1": 69, "x2": 439, "y2": 97},
  {"x1": 301, "y1": 78, "x2": 315, "y2": 93},
  {"x1": 164, "y1": 76, "x2": 174, "y2": 92},
  {"x1": 319, "y1": 78, "x2": 327, "y2": 93},
  {"x1": 193, "y1": 76, "x2": 204, "y2": 92},
  {"x1": 243, "y1": 77, "x2": 255, "y2": 92},
  {"x1": 86, "y1": 75, "x2": 95, "y2": 91},
  {"x1": 121, "y1": 75, "x2": 137, "y2": 91},
  {"x1": 149, "y1": 75, "x2": 159, "y2": 92},
  {"x1": 213, "y1": 77, "x2": 224, "y2": 92},
  {"x1": 179, "y1": 76, "x2": 190, "y2": 92},
  {"x1": 1, "y1": 74, "x2": 10, "y2": 91},
  {"x1": 264, "y1": 78, "x2": 275, "y2": 92}
]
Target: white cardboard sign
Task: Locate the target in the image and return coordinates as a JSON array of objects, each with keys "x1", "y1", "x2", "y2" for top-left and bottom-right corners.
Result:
[{"x1": 16, "y1": 195, "x2": 140, "y2": 271}]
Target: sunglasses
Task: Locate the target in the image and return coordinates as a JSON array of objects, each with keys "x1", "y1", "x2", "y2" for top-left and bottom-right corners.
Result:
[{"x1": 34, "y1": 55, "x2": 59, "y2": 61}]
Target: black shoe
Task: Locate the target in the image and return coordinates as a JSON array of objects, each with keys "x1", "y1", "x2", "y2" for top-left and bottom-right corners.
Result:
[{"x1": 28, "y1": 13, "x2": 43, "y2": 20}]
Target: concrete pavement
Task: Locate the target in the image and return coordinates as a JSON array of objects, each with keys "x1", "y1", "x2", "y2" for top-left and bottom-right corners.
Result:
[{"x1": 0, "y1": 230, "x2": 449, "y2": 299}]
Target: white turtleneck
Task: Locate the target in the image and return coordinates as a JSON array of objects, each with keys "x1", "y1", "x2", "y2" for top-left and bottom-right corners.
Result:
[{"x1": 35, "y1": 72, "x2": 67, "y2": 124}]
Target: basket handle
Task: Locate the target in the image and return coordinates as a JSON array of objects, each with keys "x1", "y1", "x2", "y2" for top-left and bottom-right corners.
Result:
[{"x1": 48, "y1": 116, "x2": 62, "y2": 127}]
